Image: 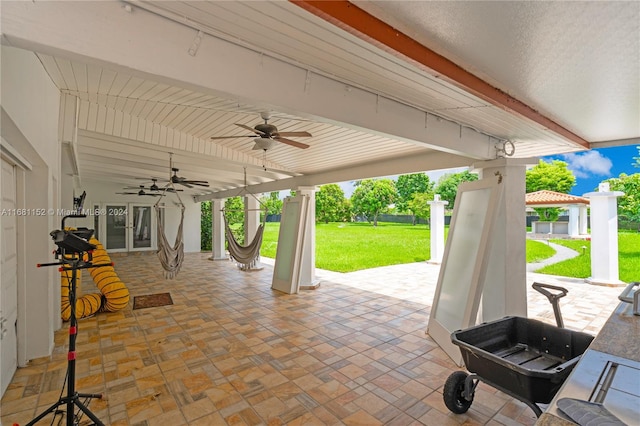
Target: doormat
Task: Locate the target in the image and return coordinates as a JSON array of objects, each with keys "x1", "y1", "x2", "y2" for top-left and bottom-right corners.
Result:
[{"x1": 133, "y1": 292, "x2": 173, "y2": 310}]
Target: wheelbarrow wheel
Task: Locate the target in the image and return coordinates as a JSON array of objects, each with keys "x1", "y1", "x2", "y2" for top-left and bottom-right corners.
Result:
[{"x1": 443, "y1": 371, "x2": 473, "y2": 414}]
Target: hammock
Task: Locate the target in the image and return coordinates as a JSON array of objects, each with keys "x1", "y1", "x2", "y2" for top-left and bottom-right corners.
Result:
[
  {"x1": 224, "y1": 214, "x2": 265, "y2": 270},
  {"x1": 155, "y1": 188, "x2": 185, "y2": 279}
]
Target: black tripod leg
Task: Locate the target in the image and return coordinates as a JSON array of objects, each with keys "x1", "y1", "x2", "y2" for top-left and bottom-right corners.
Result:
[
  {"x1": 30, "y1": 251, "x2": 106, "y2": 426},
  {"x1": 25, "y1": 398, "x2": 67, "y2": 425},
  {"x1": 74, "y1": 399, "x2": 105, "y2": 426}
]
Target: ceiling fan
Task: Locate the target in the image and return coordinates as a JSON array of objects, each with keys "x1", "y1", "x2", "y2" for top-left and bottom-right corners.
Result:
[
  {"x1": 170, "y1": 168, "x2": 209, "y2": 188},
  {"x1": 210, "y1": 112, "x2": 311, "y2": 150},
  {"x1": 167, "y1": 153, "x2": 209, "y2": 188},
  {"x1": 116, "y1": 185, "x2": 162, "y2": 197},
  {"x1": 126, "y1": 178, "x2": 183, "y2": 193}
]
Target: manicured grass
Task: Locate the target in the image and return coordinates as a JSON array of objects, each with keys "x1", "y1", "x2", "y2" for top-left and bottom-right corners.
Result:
[
  {"x1": 526, "y1": 239, "x2": 556, "y2": 263},
  {"x1": 261, "y1": 222, "x2": 432, "y2": 272},
  {"x1": 537, "y1": 232, "x2": 640, "y2": 282},
  {"x1": 262, "y1": 222, "x2": 638, "y2": 279}
]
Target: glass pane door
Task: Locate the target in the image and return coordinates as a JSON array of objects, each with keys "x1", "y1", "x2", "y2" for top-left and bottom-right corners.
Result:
[
  {"x1": 130, "y1": 205, "x2": 155, "y2": 250},
  {"x1": 105, "y1": 205, "x2": 128, "y2": 250}
]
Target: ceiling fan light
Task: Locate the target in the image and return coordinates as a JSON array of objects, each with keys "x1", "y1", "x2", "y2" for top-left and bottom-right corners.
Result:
[{"x1": 253, "y1": 138, "x2": 276, "y2": 151}]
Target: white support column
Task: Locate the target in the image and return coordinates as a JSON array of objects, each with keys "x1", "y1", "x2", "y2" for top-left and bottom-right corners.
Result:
[
  {"x1": 210, "y1": 198, "x2": 226, "y2": 260},
  {"x1": 584, "y1": 183, "x2": 624, "y2": 286},
  {"x1": 297, "y1": 186, "x2": 319, "y2": 289},
  {"x1": 473, "y1": 158, "x2": 531, "y2": 320},
  {"x1": 427, "y1": 194, "x2": 448, "y2": 264},
  {"x1": 568, "y1": 204, "x2": 580, "y2": 237},
  {"x1": 244, "y1": 194, "x2": 262, "y2": 269},
  {"x1": 579, "y1": 205, "x2": 589, "y2": 235}
]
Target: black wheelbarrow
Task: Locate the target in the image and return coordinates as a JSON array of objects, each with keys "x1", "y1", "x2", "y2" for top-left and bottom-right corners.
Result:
[{"x1": 442, "y1": 282, "x2": 595, "y2": 417}]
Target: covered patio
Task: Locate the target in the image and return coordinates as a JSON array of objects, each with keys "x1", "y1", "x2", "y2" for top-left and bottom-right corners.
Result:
[
  {"x1": 1, "y1": 1, "x2": 638, "y2": 424},
  {"x1": 0, "y1": 254, "x2": 622, "y2": 426}
]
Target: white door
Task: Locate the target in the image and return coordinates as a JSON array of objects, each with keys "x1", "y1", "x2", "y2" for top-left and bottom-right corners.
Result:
[
  {"x1": 427, "y1": 177, "x2": 504, "y2": 366},
  {"x1": 1, "y1": 157, "x2": 18, "y2": 396}
]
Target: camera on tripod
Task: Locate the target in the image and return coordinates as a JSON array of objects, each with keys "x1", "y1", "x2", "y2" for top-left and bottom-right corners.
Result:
[
  {"x1": 50, "y1": 227, "x2": 96, "y2": 254},
  {"x1": 31, "y1": 199, "x2": 107, "y2": 426},
  {"x1": 50, "y1": 210, "x2": 96, "y2": 256}
]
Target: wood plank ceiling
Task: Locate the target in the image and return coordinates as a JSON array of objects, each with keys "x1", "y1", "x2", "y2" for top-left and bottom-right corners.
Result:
[{"x1": 16, "y1": 0, "x2": 636, "y2": 197}]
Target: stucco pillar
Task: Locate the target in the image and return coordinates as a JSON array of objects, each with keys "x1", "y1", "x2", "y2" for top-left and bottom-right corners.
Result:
[
  {"x1": 579, "y1": 205, "x2": 588, "y2": 235},
  {"x1": 210, "y1": 198, "x2": 226, "y2": 260},
  {"x1": 297, "y1": 186, "x2": 319, "y2": 289},
  {"x1": 568, "y1": 204, "x2": 580, "y2": 237},
  {"x1": 473, "y1": 158, "x2": 531, "y2": 320},
  {"x1": 427, "y1": 194, "x2": 448, "y2": 264},
  {"x1": 244, "y1": 194, "x2": 262, "y2": 269},
  {"x1": 584, "y1": 183, "x2": 624, "y2": 286}
]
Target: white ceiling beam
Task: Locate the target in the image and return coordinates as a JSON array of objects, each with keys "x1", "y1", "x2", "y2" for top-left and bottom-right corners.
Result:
[
  {"x1": 2, "y1": 1, "x2": 497, "y2": 160},
  {"x1": 589, "y1": 137, "x2": 640, "y2": 149},
  {"x1": 195, "y1": 150, "x2": 473, "y2": 201},
  {"x1": 292, "y1": 1, "x2": 591, "y2": 150}
]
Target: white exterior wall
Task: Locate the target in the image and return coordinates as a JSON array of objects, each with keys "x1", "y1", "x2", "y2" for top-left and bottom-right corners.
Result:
[
  {"x1": 1, "y1": 46, "x2": 61, "y2": 361},
  {"x1": 165, "y1": 199, "x2": 201, "y2": 253}
]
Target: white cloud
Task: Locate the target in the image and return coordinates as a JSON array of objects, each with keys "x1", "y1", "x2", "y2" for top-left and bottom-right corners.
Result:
[{"x1": 561, "y1": 151, "x2": 613, "y2": 179}]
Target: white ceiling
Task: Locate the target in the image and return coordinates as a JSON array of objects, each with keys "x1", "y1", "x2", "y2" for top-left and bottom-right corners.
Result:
[
  {"x1": 356, "y1": 0, "x2": 640, "y2": 143},
  {"x1": 2, "y1": 1, "x2": 638, "y2": 200}
]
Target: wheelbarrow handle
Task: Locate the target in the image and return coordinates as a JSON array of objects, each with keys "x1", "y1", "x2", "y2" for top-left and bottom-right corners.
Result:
[{"x1": 532, "y1": 282, "x2": 568, "y2": 328}]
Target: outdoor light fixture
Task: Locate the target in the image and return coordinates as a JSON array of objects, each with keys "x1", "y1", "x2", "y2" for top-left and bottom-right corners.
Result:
[{"x1": 253, "y1": 138, "x2": 276, "y2": 151}]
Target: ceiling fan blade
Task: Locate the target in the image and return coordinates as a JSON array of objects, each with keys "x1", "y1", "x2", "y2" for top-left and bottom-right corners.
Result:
[
  {"x1": 274, "y1": 136, "x2": 310, "y2": 149},
  {"x1": 235, "y1": 123, "x2": 264, "y2": 135},
  {"x1": 116, "y1": 192, "x2": 137, "y2": 195},
  {"x1": 210, "y1": 135, "x2": 255, "y2": 140},
  {"x1": 135, "y1": 177, "x2": 168, "y2": 181},
  {"x1": 184, "y1": 181, "x2": 210, "y2": 187},
  {"x1": 276, "y1": 131, "x2": 312, "y2": 137}
]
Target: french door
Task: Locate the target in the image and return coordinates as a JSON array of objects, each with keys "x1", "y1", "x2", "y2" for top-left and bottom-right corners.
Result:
[{"x1": 100, "y1": 203, "x2": 157, "y2": 252}]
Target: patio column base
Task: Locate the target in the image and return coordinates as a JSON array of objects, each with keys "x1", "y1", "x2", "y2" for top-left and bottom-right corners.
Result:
[
  {"x1": 585, "y1": 277, "x2": 626, "y2": 287},
  {"x1": 300, "y1": 280, "x2": 321, "y2": 290}
]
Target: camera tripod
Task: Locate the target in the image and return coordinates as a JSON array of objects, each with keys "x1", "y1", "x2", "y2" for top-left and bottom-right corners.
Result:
[{"x1": 28, "y1": 215, "x2": 111, "y2": 426}]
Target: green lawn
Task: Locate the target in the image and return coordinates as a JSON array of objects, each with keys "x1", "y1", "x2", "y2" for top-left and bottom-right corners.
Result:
[
  {"x1": 262, "y1": 222, "x2": 432, "y2": 272},
  {"x1": 261, "y1": 222, "x2": 640, "y2": 279},
  {"x1": 537, "y1": 232, "x2": 640, "y2": 282},
  {"x1": 526, "y1": 240, "x2": 556, "y2": 263}
]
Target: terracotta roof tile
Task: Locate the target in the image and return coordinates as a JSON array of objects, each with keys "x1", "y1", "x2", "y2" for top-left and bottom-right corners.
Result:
[{"x1": 525, "y1": 190, "x2": 590, "y2": 206}]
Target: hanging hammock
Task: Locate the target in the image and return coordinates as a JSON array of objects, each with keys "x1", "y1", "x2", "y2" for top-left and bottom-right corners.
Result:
[
  {"x1": 223, "y1": 211, "x2": 265, "y2": 271},
  {"x1": 221, "y1": 167, "x2": 268, "y2": 270},
  {"x1": 155, "y1": 186, "x2": 185, "y2": 279}
]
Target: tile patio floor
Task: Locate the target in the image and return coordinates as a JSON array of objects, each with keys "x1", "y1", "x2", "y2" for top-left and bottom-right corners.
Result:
[{"x1": 1, "y1": 253, "x2": 622, "y2": 425}]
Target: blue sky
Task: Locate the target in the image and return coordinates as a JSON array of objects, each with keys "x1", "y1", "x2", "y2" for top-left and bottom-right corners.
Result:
[{"x1": 543, "y1": 145, "x2": 639, "y2": 196}]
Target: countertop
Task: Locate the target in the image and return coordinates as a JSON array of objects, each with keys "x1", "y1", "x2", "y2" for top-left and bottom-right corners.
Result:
[
  {"x1": 536, "y1": 301, "x2": 640, "y2": 425},
  {"x1": 589, "y1": 302, "x2": 640, "y2": 363}
]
